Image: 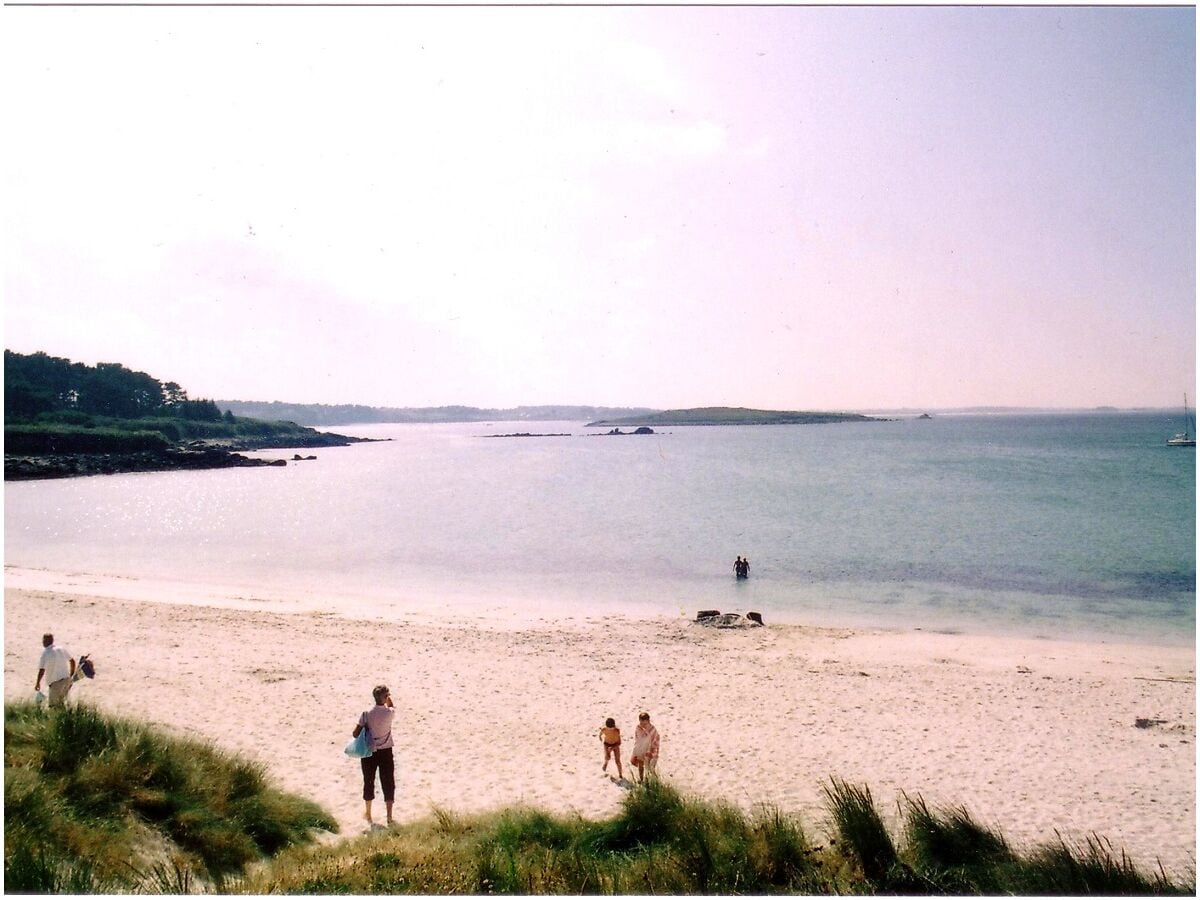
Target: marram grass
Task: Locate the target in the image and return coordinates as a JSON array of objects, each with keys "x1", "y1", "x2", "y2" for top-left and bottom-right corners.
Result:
[
  {"x1": 6, "y1": 703, "x2": 1193, "y2": 895},
  {"x1": 240, "y1": 776, "x2": 1192, "y2": 896},
  {"x1": 4, "y1": 701, "x2": 337, "y2": 892}
]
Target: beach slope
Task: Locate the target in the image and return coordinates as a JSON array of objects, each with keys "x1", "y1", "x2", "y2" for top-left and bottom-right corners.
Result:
[{"x1": 4, "y1": 583, "x2": 1193, "y2": 877}]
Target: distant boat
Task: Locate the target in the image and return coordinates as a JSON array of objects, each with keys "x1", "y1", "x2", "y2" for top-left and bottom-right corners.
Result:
[{"x1": 1167, "y1": 394, "x2": 1196, "y2": 446}]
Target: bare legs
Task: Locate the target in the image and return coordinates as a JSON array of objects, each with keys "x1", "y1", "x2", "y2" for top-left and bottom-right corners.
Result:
[
  {"x1": 603, "y1": 744, "x2": 624, "y2": 780},
  {"x1": 363, "y1": 799, "x2": 396, "y2": 827},
  {"x1": 632, "y1": 756, "x2": 657, "y2": 783}
]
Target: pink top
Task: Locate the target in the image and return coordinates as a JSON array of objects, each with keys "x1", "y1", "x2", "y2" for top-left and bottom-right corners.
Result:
[
  {"x1": 632, "y1": 722, "x2": 659, "y2": 759},
  {"x1": 360, "y1": 705, "x2": 395, "y2": 751}
]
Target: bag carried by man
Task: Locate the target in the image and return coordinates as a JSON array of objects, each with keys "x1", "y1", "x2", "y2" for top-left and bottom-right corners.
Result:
[{"x1": 73, "y1": 654, "x2": 96, "y2": 682}]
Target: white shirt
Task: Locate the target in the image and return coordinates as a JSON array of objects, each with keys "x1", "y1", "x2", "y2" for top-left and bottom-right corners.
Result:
[{"x1": 39, "y1": 644, "x2": 72, "y2": 684}]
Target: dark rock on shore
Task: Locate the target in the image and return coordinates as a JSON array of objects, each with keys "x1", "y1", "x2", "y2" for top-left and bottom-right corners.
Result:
[
  {"x1": 5, "y1": 447, "x2": 290, "y2": 481},
  {"x1": 595, "y1": 426, "x2": 656, "y2": 436}
]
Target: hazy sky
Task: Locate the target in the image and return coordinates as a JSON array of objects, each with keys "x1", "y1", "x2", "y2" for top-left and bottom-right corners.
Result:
[{"x1": 5, "y1": 6, "x2": 1195, "y2": 410}]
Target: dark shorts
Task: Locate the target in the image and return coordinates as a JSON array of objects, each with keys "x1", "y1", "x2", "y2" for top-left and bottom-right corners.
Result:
[{"x1": 361, "y1": 747, "x2": 395, "y2": 802}]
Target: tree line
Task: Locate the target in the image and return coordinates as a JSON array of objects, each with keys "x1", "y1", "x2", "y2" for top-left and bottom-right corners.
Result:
[{"x1": 4, "y1": 350, "x2": 227, "y2": 423}]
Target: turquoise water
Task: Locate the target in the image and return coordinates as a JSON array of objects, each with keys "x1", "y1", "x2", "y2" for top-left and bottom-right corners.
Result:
[{"x1": 4, "y1": 412, "x2": 1195, "y2": 643}]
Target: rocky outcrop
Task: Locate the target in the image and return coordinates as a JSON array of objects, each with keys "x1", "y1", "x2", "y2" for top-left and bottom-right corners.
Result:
[
  {"x1": 594, "y1": 427, "x2": 657, "y2": 436},
  {"x1": 5, "y1": 447, "x2": 289, "y2": 481}
]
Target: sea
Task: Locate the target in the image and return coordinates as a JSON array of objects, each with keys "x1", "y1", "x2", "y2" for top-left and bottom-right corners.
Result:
[{"x1": 4, "y1": 411, "x2": 1195, "y2": 645}]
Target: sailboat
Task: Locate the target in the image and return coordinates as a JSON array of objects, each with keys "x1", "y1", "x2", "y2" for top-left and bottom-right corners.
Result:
[{"x1": 1166, "y1": 394, "x2": 1196, "y2": 446}]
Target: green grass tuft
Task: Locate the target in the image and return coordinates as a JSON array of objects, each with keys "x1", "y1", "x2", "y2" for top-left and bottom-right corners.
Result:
[
  {"x1": 822, "y1": 776, "x2": 900, "y2": 884},
  {"x1": 4, "y1": 701, "x2": 337, "y2": 890},
  {"x1": 750, "y1": 803, "x2": 820, "y2": 888},
  {"x1": 901, "y1": 792, "x2": 1013, "y2": 891},
  {"x1": 1012, "y1": 832, "x2": 1189, "y2": 896}
]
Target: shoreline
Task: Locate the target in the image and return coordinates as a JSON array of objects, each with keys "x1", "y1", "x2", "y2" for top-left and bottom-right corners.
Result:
[
  {"x1": 3, "y1": 577, "x2": 1194, "y2": 877},
  {"x1": 4, "y1": 563, "x2": 1193, "y2": 649}
]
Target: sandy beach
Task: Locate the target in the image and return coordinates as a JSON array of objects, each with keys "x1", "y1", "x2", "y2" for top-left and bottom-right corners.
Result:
[{"x1": 4, "y1": 572, "x2": 1195, "y2": 878}]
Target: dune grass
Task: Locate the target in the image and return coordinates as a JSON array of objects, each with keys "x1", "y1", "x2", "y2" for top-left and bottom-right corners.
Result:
[
  {"x1": 236, "y1": 778, "x2": 830, "y2": 895},
  {"x1": 4, "y1": 701, "x2": 337, "y2": 892},
  {"x1": 6, "y1": 702, "x2": 1191, "y2": 895},
  {"x1": 236, "y1": 775, "x2": 1192, "y2": 896}
]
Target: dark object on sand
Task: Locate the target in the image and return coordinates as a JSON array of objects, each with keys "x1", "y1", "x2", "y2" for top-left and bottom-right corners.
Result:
[
  {"x1": 1135, "y1": 718, "x2": 1169, "y2": 729},
  {"x1": 694, "y1": 611, "x2": 765, "y2": 628}
]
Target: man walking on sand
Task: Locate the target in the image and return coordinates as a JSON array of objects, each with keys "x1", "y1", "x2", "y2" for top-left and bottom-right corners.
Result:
[{"x1": 36, "y1": 633, "x2": 76, "y2": 708}]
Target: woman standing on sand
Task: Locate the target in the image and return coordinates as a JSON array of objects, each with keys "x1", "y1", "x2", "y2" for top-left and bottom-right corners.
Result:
[
  {"x1": 352, "y1": 684, "x2": 396, "y2": 827},
  {"x1": 629, "y1": 712, "x2": 660, "y2": 782}
]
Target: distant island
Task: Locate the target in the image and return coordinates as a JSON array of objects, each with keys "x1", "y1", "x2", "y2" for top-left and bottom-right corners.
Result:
[
  {"x1": 216, "y1": 400, "x2": 659, "y2": 427},
  {"x1": 586, "y1": 407, "x2": 886, "y2": 427},
  {"x1": 213, "y1": 400, "x2": 1174, "y2": 428},
  {"x1": 4, "y1": 350, "x2": 372, "y2": 480}
]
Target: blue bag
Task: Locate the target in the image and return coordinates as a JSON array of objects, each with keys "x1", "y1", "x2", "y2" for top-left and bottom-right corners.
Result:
[{"x1": 345, "y1": 716, "x2": 372, "y2": 758}]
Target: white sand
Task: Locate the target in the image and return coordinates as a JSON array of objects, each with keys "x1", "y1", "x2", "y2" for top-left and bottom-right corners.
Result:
[{"x1": 4, "y1": 572, "x2": 1195, "y2": 877}]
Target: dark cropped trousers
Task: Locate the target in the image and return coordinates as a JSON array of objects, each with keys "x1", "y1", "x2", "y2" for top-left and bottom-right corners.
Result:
[{"x1": 361, "y1": 747, "x2": 395, "y2": 802}]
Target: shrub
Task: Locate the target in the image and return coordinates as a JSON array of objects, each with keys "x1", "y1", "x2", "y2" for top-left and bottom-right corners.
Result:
[{"x1": 5, "y1": 424, "x2": 169, "y2": 454}]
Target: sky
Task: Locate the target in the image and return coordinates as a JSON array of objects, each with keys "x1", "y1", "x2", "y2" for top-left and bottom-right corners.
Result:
[{"x1": 4, "y1": 6, "x2": 1196, "y2": 411}]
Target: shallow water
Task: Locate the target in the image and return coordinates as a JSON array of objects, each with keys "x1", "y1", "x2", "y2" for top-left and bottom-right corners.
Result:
[{"x1": 5, "y1": 412, "x2": 1195, "y2": 643}]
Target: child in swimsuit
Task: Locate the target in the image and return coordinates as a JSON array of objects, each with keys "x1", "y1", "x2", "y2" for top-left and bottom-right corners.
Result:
[{"x1": 599, "y1": 717, "x2": 624, "y2": 779}]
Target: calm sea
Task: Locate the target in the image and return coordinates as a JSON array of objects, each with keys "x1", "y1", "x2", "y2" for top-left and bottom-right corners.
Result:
[{"x1": 4, "y1": 412, "x2": 1195, "y2": 644}]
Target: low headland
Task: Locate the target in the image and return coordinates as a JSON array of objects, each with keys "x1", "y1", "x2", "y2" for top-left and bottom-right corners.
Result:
[
  {"x1": 5, "y1": 350, "x2": 888, "y2": 479},
  {"x1": 4, "y1": 350, "x2": 374, "y2": 481},
  {"x1": 4, "y1": 574, "x2": 1194, "y2": 893}
]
